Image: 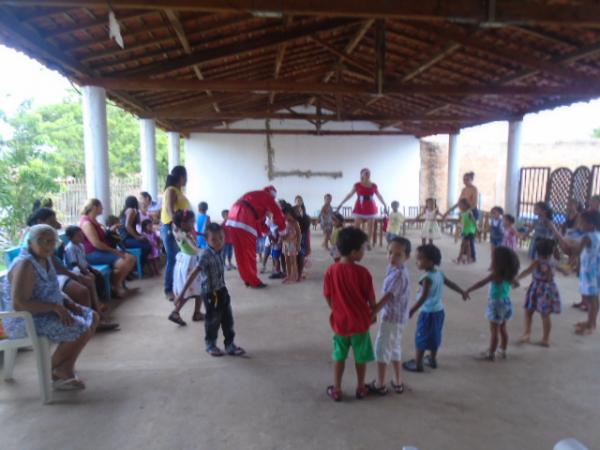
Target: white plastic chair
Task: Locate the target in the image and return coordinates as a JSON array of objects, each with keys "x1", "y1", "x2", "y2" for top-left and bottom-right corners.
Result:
[{"x1": 1, "y1": 311, "x2": 53, "y2": 404}]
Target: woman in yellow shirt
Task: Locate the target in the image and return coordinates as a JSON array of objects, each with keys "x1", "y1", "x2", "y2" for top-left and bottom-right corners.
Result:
[{"x1": 160, "y1": 165, "x2": 191, "y2": 300}]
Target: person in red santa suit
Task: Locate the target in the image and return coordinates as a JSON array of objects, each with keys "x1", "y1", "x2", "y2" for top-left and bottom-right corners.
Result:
[{"x1": 225, "y1": 186, "x2": 286, "y2": 288}]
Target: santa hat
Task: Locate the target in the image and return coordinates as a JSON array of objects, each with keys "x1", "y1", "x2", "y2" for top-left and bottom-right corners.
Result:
[{"x1": 264, "y1": 185, "x2": 277, "y2": 196}]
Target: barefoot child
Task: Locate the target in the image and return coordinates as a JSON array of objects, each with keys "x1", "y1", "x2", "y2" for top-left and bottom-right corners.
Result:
[
  {"x1": 281, "y1": 203, "x2": 301, "y2": 283},
  {"x1": 549, "y1": 210, "x2": 600, "y2": 335},
  {"x1": 141, "y1": 219, "x2": 162, "y2": 276},
  {"x1": 330, "y1": 212, "x2": 344, "y2": 262},
  {"x1": 174, "y1": 223, "x2": 245, "y2": 357},
  {"x1": 516, "y1": 238, "x2": 561, "y2": 347},
  {"x1": 465, "y1": 246, "x2": 520, "y2": 361},
  {"x1": 323, "y1": 227, "x2": 375, "y2": 401},
  {"x1": 168, "y1": 210, "x2": 204, "y2": 326},
  {"x1": 369, "y1": 237, "x2": 412, "y2": 395},
  {"x1": 416, "y1": 198, "x2": 442, "y2": 245},
  {"x1": 319, "y1": 194, "x2": 334, "y2": 249},
  {"x1": 403, "y1": 244, "x2": 467, "y2": 372}
]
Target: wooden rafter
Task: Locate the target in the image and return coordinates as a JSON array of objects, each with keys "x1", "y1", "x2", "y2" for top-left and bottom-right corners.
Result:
[
  {"x1": 268, "y1": 15, "x2": 292, "y2": 106},
  {"x1": 77, "y1": 76, "x2": 600, "y2": 97},
  {"x1": 181, "y1": 128, "x2": 416, "y2": 136},
  {"x1": 164, "y1": 8, "x2": 221, "y2": 115},
  {"x1": 7, "y1": 1, "x2": 600, "y2": 27},
  {"x1": 122, "y1": 18, "x2": 354, "y2": 76}
]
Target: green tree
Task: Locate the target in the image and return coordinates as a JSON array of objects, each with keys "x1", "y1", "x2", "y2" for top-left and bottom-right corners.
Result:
[
  {"x1": 0, "y1": 101, "x2": 60, "y2": 244},
  {"x1": 4, "y1": 91, "x2": 172, "y2": 180}
]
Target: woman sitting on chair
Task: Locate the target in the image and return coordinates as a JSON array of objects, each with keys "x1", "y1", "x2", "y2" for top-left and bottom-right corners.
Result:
[{"x1": 3, "y1": 224, "x2": 98, "y2": 390}]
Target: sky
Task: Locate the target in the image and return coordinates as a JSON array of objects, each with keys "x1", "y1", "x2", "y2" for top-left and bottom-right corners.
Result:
[{"x1": 1, "y1": 45, "x2": 599, "y2": 143}]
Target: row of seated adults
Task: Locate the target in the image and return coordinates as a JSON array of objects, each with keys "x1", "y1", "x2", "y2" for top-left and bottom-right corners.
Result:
[{"x1": 21, "y1": 207, "x2": 120, "y2": 330}]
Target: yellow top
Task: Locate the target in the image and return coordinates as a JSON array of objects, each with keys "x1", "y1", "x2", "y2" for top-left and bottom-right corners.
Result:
[
  {"x1": 160, "y1": 186, "x2": 191, "y2": 224},
  {"x1": 388, "y1": 211, "x2": 405, "y2": 234}
]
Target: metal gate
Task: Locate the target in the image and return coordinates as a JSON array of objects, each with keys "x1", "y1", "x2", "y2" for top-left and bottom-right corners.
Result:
[
  {"x1": 517, "y1": 167, "x2": 550, "y2": 222},
  {"x1": 591, "y1": 165, "x2": 600, "y2": 199},
  {"x1": 517, "y1": 164, "x2": 599, "y2": 224}
]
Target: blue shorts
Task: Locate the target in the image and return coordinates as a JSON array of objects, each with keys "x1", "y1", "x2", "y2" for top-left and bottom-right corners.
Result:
[
  {"x1": 86, "y1": 250, "x2": 120, "y2": 268},
  {"x1": 271, "y1": 248, "x2": 281, "y2": 259},
  {"x1": 415, "y1": 310, "x2": 445, "y2": 351},
  {"x1": 490, "y1": 237, "x2": 503, "y2": 246}
]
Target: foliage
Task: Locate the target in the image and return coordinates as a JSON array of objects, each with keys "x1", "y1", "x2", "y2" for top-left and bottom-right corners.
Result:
[
  {"x1": 0, "y1": 101, "x2": 60, "y2": 244},
  {"x1": 594, "y1": 127, "x2": 600, "y2": 139},
  {"x1": 0, "y1": 91, "x2": 178, "y2": 244}
]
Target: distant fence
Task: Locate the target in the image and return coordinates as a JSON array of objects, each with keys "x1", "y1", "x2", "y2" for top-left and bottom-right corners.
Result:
[
  {"x1": 518, "y1": 164, "x2": 600, "y2": 226},
  {"x1": 52, "y1": 176, "x2": 141, "y2": 226}
]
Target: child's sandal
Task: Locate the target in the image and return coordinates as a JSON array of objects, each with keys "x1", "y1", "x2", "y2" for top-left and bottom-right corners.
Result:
[
  {"x1": 168, "y1": 311, "x2": 186, "y2": 326},
  {"x1": 367, "y1": 381, "x2": 388, "y2": 396},
  {"x1": 355, "y1": 384, "x2": 370, "y2": 399},
  {"x1": 390, "y1": 381, "x2": 405, "y2": 394},
  {"x1": 326, "y1": 385, "x2": 342, "y2": 402}
]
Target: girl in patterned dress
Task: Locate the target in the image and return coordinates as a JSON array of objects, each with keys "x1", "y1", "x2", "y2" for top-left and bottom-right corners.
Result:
[
  {"x1": 465, "y1": 246, "x2": 520, "y2": 361},
  {"x1": 169, "y1": 210, "x2": 204, "y2": 325},
  {"x1": 281, "y1": 203, "x2": 301, "y2": 284},
  {"x1": 517, "y1": 238, "x2": 561, "y2": 347},
  {"x1": 550, "y1": 210, "x2": 600, "y2": 335},
  {"x1": 416, "y1": 198, "x2": 442, "y2": 245},
  {"x1": 522, "y1": 202, "x2": 554, "y2": 260}
]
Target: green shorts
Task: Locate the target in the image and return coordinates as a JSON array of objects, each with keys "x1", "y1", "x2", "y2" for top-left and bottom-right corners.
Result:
[{"x1": 332, "y1": 332, "x2": 375, "y2": 364}]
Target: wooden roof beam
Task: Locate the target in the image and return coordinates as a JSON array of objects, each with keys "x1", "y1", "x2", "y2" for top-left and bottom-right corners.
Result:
[
  {"x1": 152, "y1": 110, "x2": 477, "y2": 122},
  {"x1": 308, "y1": 19, "x2": 373, "y2": 106},
  {"x1": 309, "y1": 35, "x2": 372, "y2": 77},
  {"x1": 164, "y1": 9, "x2": 221, "y2": 115},
  {"x1": 77, "y1": 76, "x2": 600, "y2": 97},
  {"x1": 122, "y1": 18, "x2": 354, "y2": 77},
  {"x1": 269, "y1": 15, "x2": 292, "y2": 106},
  {"x1": 180, "y1": 128, "x2": 416, "y2": 136},
  {"x1": 400, "y1": 22, "x2": 597, "y2": 84},
  {"x1": 43, "y1": 10, "x2": 155, "y2": 39},
  {"x1": 7, "y1": 1, "x2": 600, "y2": 27}
]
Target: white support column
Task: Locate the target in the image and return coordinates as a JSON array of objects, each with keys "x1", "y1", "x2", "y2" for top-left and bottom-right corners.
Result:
[
  {"x1": 140, "y1": 118, "x2": 158, "y2": 199},
  {"x1": 82, "y1": 85, "x2": 111, "y2": 221},
  {"x1": 447, "y1": 132, "x2": 460, "y2": 211},
  {"x1": 505, "y1": 119, "x2": 523, "y2": 216},
  {"x1": 168, "y1": 131, "x2": 181, "y2": 171}
]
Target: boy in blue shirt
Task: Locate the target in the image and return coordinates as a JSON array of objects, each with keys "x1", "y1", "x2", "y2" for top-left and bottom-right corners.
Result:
[{"x1": 196, "y1": 202, "x2": 210, "y2": 249}]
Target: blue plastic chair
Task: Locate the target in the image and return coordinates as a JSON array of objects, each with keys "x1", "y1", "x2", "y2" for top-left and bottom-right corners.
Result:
[
  {"x1": 91, "y1": 264, "x2": 112, "y2": 300},
  {"x1": 4, "y1": 247, "x2": 22, "y2": 268},
  {"x1": 126, "y1": 248, "x2": 143, "y2": 279}
]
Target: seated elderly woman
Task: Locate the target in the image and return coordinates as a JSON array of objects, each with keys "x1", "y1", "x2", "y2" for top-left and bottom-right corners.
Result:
[
  {"x1": 25, "y1": 207, "x2": 118, "y2": 331},
  {"x1": 3, "y1": 224, "x2": 99, "y2": 390},
  {"x1": 80, "y1": 198, "x2": 136, "y2": 298}
]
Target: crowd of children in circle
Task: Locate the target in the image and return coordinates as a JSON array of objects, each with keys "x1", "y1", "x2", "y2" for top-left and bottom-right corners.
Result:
[
  {"x1": 314, "y1": 170, "x2": 600, "y2": 402},
  {"x1": 3, "y1": 163, "x2": 599, "y2": 398}
]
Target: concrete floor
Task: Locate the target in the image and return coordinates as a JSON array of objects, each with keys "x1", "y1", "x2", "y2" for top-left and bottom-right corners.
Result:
[{"x1": 1, "y1": 230, "x2": 599, "y2": 450}]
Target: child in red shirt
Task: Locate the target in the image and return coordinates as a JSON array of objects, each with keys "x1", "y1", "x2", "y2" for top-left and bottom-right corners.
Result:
[{"x1": 323, "y1": 226, "x2": 376, "y2": 402}]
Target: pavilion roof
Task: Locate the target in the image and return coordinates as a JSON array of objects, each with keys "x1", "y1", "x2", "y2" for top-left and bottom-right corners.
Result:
[{"x1": 1, "y1": 1, "x2": 600, "y2": 137}]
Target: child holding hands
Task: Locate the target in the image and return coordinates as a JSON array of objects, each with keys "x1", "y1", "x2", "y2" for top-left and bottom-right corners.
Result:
[
  {"x1": 323, "y1": 227, "x2": 376, "y2": 402},
  {"x1": 465, "y1": 246, "x2": 520, "y2": 361},
  {"x1": 549, "y1": 210, "x2": 600, "y2": 335},
  {"x1": 516, "y1": 238, "x2": 561, "y2": 347},
  {"x1": 403, "y1": 244, "x2": 467, "y2": 373},
  {"x1": 368, "y1": 237, "x2": 412, "y2": 395}
]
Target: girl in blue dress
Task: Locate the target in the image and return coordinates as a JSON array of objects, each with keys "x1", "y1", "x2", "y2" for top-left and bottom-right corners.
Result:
[
  {"x1": 3, "y1": 225, "x2": 98, "y2": 390},
  {"x1": 465, "y1": 246, "x2": 520, "y2": 361}
]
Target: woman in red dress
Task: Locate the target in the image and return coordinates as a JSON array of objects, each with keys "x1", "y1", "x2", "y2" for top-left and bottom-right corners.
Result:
[{"x1": 337, "y1": 168, "x2": 387, "y2": 246}]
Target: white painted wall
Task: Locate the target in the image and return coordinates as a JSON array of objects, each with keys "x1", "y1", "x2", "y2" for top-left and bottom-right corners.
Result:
[{"x1": 184, "y1": 113, "x2": 420, "y2": 217}]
